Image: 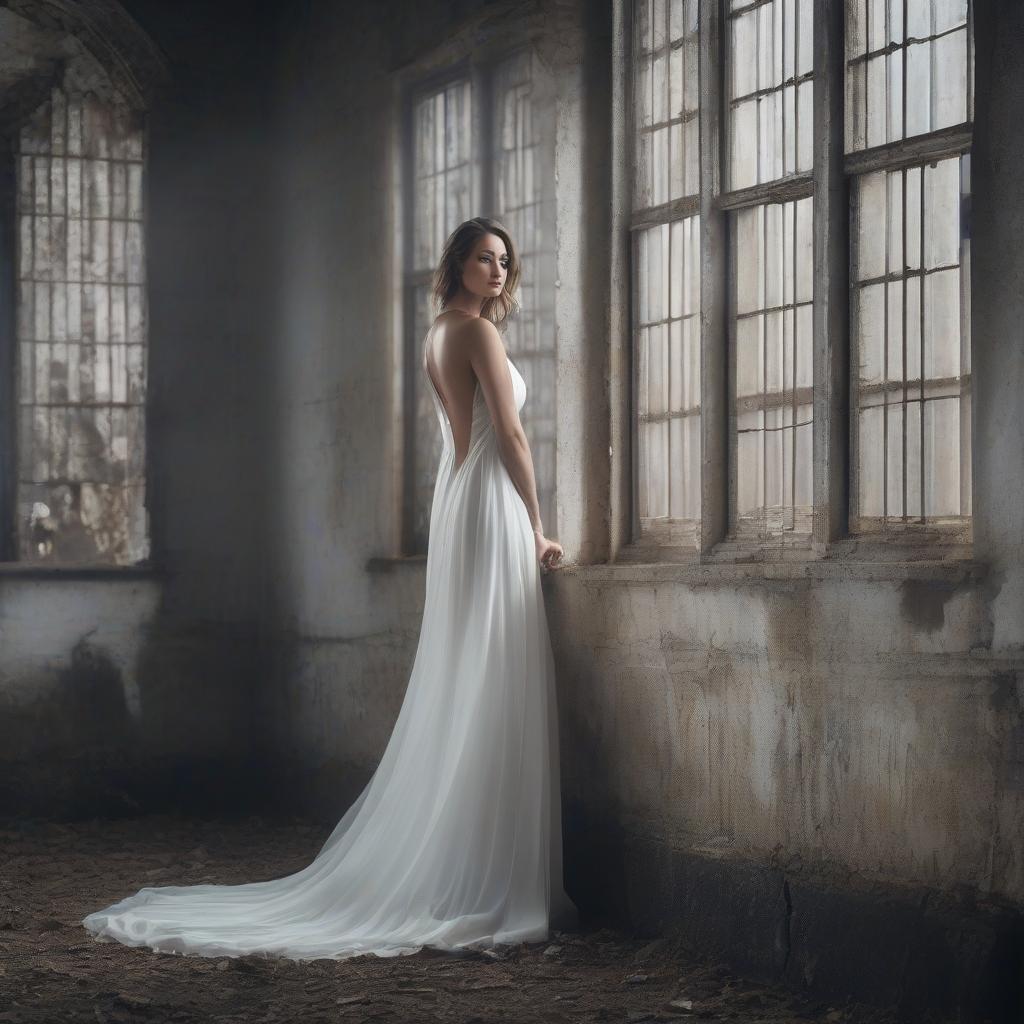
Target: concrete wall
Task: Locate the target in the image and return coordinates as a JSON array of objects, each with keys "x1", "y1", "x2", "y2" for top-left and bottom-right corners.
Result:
[
  {"x1": 267, "y1": 1, "x2": 1023, "y2": 1016},
  {"x1": 547, "y1": 561, "x2": 1022, "y2": 1014},
  {"x1": 0, "y1": 0, "x2": 282, "y2": 817}
]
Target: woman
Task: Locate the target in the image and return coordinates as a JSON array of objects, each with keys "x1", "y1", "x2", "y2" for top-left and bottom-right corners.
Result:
[{"x1": 81, "y1": 216, "x2": 578, "y2": 960}]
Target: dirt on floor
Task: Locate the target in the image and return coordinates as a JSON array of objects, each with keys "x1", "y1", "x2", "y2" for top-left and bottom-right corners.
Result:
[{"x1": 0, "y1": 814, "x2": 911, "y2": 1024}]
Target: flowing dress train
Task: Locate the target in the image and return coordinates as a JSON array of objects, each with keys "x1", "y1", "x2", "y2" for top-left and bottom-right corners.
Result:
[{"x1": 81, "y1": 345, "x2": 577, "y2": 960}]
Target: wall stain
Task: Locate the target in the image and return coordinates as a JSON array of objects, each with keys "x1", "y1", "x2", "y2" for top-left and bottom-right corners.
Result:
[{"x1": 899, "y1": 579, "x2": 958, "y2": 634}]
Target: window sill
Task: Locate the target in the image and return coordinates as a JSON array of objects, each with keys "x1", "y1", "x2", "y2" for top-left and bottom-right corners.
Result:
[
  {"x1": 366, "y1": 548, "x2": 985, "y2": 586},
  {"x1": 565, "y1": 540, "x2": 987, "y2": 589},
  {"x1": 559, "y1": 552, "x2": 986, "y2": 586},
  {"x1": 0, "y1": 561, "x2": 166, "y2": 580}
]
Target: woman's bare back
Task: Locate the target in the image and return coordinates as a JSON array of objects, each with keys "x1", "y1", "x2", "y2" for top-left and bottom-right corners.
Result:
[{"x1": 423, "y1": 311, "x2": 480, "y2": 469}]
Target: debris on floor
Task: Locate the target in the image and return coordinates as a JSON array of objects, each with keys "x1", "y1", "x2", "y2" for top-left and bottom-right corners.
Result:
[{"x1": 0, "y1": 814, "x2": 910, "y2": 1023}]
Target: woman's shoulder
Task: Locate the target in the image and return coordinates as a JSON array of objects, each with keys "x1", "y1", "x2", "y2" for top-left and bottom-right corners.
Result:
[{"x1": 434, "y1": 311, "x2": 501, "y2": 352}]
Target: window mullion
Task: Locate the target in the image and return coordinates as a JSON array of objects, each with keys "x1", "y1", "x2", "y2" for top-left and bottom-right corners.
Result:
[
  {"x1": 470, "y1": 61, "x2": 493, "y2": 215},
  {"x1": 698, "y1": 0, "x2": 727, "y2": 556},
  {"x1": 811, "y1": 0, "x2": 848, "y2": 549},
  {"x1": 400, "y1": 89, "x2": 418, "y2": 556},
  {"x1": 0, "y1": 147, "x2": 15, "y2": 561}
]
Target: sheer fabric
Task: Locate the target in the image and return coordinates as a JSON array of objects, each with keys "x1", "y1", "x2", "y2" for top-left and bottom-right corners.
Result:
[{"x1": 81, "y1": 346, "x2": 577, "y2": 960}]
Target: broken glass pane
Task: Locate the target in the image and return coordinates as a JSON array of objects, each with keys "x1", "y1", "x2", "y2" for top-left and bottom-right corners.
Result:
[{"x1": 15, "y1": 87, "x2": 149, "y2": 564}]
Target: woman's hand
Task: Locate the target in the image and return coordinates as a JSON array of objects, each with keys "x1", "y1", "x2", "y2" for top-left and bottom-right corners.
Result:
[{"x1": 533, "y1": 529, "x2": 563, "y2": 571}]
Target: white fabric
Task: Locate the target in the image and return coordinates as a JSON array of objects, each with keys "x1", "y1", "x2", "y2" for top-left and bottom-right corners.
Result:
[{"x1": 82, "y1": 352, "x2": 577, "y2": 961}]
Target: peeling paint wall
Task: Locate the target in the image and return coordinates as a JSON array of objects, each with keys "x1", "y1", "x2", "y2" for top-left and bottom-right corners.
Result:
[{"x1": 545, "y1": 566, "x2": 1023, "y2": 904}]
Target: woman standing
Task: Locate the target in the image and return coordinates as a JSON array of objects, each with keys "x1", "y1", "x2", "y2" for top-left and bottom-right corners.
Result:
[{"x1": 82, "y1": 216, "x2": 577, "y2": 960}]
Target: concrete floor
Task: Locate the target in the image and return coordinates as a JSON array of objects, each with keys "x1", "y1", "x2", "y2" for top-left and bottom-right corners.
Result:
[{"x1": 0, "y1": 814, "x2": 913, "y2": 1024}]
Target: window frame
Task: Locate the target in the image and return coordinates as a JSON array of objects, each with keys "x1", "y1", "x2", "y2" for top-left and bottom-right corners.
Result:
[
  {"x1": 626, "y1": 0, "x2": 705, "y2": 559},
  {"x1": 1, "y1": 88, "x2": 154, "y2": 569},
  {"x1": 844, "y1": 138, "x2": 973, "y2": 542},
  {"x1": 717, "y1": 0, "x2": 817, "y2": 556},
  {"x1": 620, "y1": 0, "x2": 974, "y2": 565},
  {"x1": 841, "y1": 0, "x2": 974, "y2": 543}
]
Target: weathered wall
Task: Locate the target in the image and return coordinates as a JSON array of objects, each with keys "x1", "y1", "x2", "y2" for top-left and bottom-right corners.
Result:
[
  {"x1": 546, "y1": 562, "x2": 1022, "y2": 1013},
  {"x1": 267, "y1": 0, "x2": 1023, "y2": 1016},
  {"x1": 973, "y1": 1, "x2": 1024, "y2": 654},
  {"x1": 0, "y1": 0, "x2": 282, "y2": 817}
]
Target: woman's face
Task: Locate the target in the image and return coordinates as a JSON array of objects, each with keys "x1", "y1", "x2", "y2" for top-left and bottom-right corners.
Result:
[{"x1": 460, "y1": 232, "x2": 510, "y2": 301}]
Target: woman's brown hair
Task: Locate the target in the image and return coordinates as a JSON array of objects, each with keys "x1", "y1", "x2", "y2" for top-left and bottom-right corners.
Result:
[{"x1": 430, "y1": 217, "x2": 521, "y2": 331}]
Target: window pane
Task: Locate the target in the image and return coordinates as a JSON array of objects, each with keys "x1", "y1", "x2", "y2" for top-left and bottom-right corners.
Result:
[
  {"x1": 728, "y1": 0, "x2": 813, "y2": 190},
  {"x1": 636, "y1": 215, "x2": 702, "y2": 536},
  {"x1": 408, "y1": 78, "x2": 474, "y2": 551},
  {"x1": 851, "y1": 155, "x2": 971, "y2": 528},
  {"x1": 492, "y1": 49, "x2": 558, "y2": 538},
  {"x1": 631, "y1": 2, "x2": 701, "y2": 549},
  {"x1": 16, "y1": 87, "x2": 149, "y2": 565},
  {"x1": 633, "y1": 0, "x2": 700, "y2": 210},
  {"x1": 846, "y1": 0, "x2": 972, "y2": 152},
  {"x1": 732, "y1": 197, "x2": 813, "y2": 538}
]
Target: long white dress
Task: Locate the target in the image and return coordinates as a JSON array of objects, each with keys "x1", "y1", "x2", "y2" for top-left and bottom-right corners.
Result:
[{"x1": 81, "y1": 340, "x2": 577, "y2": 960}]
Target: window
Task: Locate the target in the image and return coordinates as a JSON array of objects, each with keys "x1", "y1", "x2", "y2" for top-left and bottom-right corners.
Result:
[
  {"x1": 630, "y1": 0, "x2": 703, "y2": 548},
  {"x1": 402, "y1": 49, "x2": 557, "y2": 555},
  {"x1": 846, "y1": 2, "x2": 973, "y2": 533},
  {"x1": 492, "y1": 50, "x2": 558, "y2": 543},
  {"x1": 8, "y1": 85, "x2": 149, "y2": 565},
  {"x1": 727, "y1": 0, "x2": 813, "y2": 190},
  {"x1": 626, "y1": 0, "x2": 974, "y2": 556},
  {"x1": 725, "y1": 0, "x2": 815, "y2": 547},
  {"x1": 405, "y1": 75, "x2": 475, "y2": 553},
  {"x1": 732, "y1": 196, "x2": 814, "y2": 536}
]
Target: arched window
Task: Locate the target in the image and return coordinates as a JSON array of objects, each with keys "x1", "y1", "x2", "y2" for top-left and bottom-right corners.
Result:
[{"x1": 0, "y1": 5, "x2": 161, "y2": 565}]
